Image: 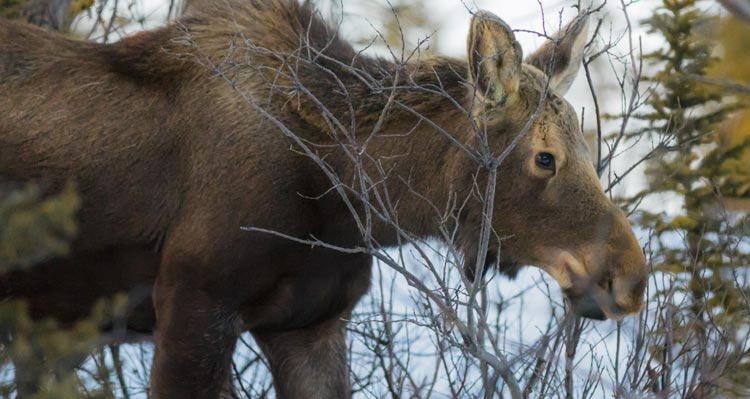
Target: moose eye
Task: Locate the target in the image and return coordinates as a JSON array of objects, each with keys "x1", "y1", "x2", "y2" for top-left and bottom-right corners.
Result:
[{"x1": 535, "y1": 152, "x2": 556, "y2": 173}]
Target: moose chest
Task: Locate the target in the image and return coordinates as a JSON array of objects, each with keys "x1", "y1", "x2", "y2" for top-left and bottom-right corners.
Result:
[{"x1": 236, "y1": 246, "x2": 373, "y2": 332}]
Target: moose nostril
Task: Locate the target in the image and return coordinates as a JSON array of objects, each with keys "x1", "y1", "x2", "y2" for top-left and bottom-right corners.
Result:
[{"x1": 610, "y1": 276, "x2": 646, "y2": 314}]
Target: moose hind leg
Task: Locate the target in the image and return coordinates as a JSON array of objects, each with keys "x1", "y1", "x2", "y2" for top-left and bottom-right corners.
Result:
[{"x1": 252, "y1": 316, "x2": 350, "y2": 399}]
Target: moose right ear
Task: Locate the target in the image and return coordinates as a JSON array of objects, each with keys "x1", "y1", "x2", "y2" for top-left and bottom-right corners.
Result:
[
  {"x1": 467, "y1": 11, "x2": 523, "y2": 107},
  {"x1": 525, "y1": 13, "x2": 590, "y2": 95}
]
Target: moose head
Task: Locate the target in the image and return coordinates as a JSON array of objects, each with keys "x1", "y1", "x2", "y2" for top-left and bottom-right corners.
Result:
[{"x1": 461, "y1": 11, "x2": 648, "y2": 320}]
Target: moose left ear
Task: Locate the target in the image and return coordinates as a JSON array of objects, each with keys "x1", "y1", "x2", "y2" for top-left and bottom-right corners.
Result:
[{"x1": 525, "y1": 13, "x2": 590, "y2": 95}]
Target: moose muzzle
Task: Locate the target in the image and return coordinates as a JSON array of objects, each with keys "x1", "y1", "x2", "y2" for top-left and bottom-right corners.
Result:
[{"x1": 546, "y1": 212, "x2": 648, "y2": 321}]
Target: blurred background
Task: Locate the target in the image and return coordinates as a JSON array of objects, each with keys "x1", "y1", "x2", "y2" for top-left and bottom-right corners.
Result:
[{"x1": 1, "y1": 0, "x2": 750, "y2": 398}]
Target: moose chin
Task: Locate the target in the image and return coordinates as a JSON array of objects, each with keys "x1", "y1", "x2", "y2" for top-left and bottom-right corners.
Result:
[{"x1": 0, "y1": 0, "x2": 648, "y2": 397}]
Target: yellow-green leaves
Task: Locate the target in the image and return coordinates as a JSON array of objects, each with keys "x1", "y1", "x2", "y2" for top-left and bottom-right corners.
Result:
[
  {"x1": 0, "y1": 183, "x2": 80, "y2": 272},
  {"x1": 68, "y1": 0, "x2": 93, "y2": 18}
]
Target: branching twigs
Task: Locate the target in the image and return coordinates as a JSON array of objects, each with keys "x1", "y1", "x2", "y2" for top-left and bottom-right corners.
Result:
[
  {"x1": 596, "y1": 0, "x2": 644, "y2": 177},
  {"x1": 192, "y1": 6, "x2": 556, "y2": 396},
  {"x1": 222, "y1": 3, "x2": 624, "y2": 399},
  {"x1": 165, "y1": 2, "x2": 750, "y2": 399}
]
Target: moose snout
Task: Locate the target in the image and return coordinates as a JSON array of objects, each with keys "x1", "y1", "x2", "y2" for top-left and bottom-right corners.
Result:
[
  {"x1": 567, "y1": 270, "x2": 646, "y2": 321},
  {"x1": 541, "y1": 208, "x2": 649, "y2": 321},
  {"x1": 609, "y1": 272, "x2": 647, "y2": 315},
  {"x1": 553, "y1": 244, "x2": 648, "y2": 321},
  {"x1": 603, "y1": 219, "x2": 649, "y2": 318}
]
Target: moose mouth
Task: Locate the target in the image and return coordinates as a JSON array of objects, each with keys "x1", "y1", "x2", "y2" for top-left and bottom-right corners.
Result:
[
  {"x1": 545, "y1": 250, "x2": 636, "y2": 321},
  {"x1": 469, "y1": 251, "x2": 629, "y2": 321},
  {"x1": 568, "y1": 295, "x2": 607, "y2": 320},
  {"x1": 566, "y1": 287, "x2": 629, "y2": 321}
]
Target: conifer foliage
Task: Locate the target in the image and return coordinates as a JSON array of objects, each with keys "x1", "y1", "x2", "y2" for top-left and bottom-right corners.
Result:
[{"x1": 630, "y1": 0, "x2": 750, "y2": 396}]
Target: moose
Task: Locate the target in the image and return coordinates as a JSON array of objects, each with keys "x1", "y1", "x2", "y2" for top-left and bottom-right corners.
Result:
[{"x1": 0, "y1": 0, "x2": 648, "y2": 397}]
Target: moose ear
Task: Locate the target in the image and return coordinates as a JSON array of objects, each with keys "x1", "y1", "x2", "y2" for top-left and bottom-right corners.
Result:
[
  {"x1": 525, "y1": 13, "x2": 590, "y2": 95},
  {"x1": 467, "y1": 11, "x2": 523, "y2": 106}
]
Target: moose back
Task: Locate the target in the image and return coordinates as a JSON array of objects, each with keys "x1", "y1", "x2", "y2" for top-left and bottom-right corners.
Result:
[{"x1": 0, "y1": 0, "x2": 648, "y2": 398}]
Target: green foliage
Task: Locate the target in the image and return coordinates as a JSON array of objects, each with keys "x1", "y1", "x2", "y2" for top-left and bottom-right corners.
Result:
[
  {"x1": 707, "y1": 17, "x2": 750, "y2": 200},
  {"x1": 0, "y1": 0, "x2": 25, "y2": 19},
  {"x1": 68, "y1": 0, "x2": 93, "y2": 18},
  {"x1": 0, "y1": 183, "x2": 80, "y2": 272},
  {"x1": 630, "y1": 0, "x2": 750, "y2": 396},
  {"x1": 0, "y1": 300, "x2": 118, "y2": 399},
  {"x1": 0, "y1": 185, "x2": 123, "y2": 398},
  {"x1": 636, "y1": 0, "x2": 750, "y2": 282}
]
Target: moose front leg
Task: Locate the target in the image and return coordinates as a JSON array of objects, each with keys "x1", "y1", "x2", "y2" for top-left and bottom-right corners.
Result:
[
  {"x1": 149, "y1": 279, "x2": 240, "y2": 399},
  {"x1": 253, "y1": 316, "x2": 350, "y2": 399}
]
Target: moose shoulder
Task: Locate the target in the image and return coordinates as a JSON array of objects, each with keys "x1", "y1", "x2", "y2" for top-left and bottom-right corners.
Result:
[{"x1": 0, "y1": 1, "x2": 648, "y2": 398}]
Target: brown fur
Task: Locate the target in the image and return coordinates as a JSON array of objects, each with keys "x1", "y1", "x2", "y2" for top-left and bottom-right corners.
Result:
[{"x1": 0, "y1": 2, "x2": 647, "y2": 398}]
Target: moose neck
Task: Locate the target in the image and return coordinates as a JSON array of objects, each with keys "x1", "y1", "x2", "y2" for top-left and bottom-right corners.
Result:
[
  {"x1": 309, "y1": 58, "x2": 481, "y2": 248},
  {"x1": 172, "y1": 5, "x2": 484, "y2": 249}
]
